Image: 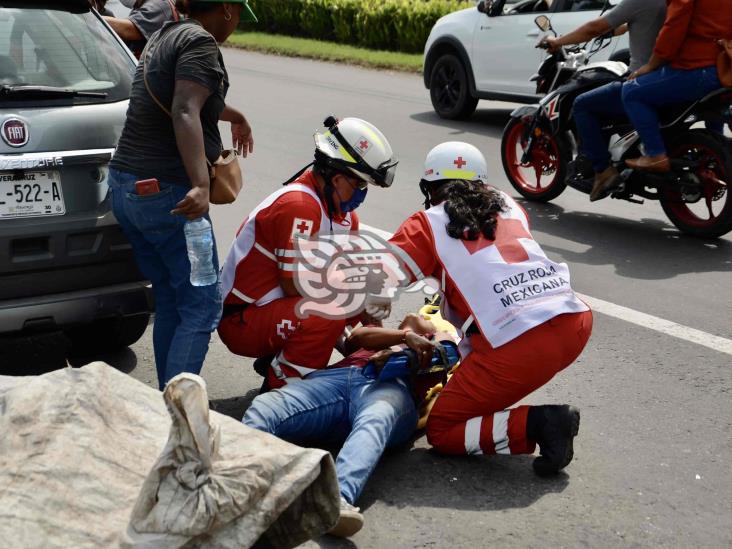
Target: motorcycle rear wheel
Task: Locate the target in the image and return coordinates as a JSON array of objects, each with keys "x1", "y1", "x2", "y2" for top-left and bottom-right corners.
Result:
[
  {"x1": 660, "y1": 130, "x2": 732, "y2": 239},
  {"x1": 501, "y1": 117, "x2": 570, "y2": 202}
]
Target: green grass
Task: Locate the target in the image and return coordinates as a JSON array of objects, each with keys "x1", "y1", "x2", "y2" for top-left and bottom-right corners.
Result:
[{"x1": 225, "y1": 31, "x2": 424, "y2": 73}]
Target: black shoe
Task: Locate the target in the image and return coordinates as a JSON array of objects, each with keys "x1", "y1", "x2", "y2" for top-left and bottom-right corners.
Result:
[
  {"x1": 527, "y1": 405, "x2": 580, "y2": 477},
  {"x1": 253, "y1": 355, "x2": 274, "y2": 377}
]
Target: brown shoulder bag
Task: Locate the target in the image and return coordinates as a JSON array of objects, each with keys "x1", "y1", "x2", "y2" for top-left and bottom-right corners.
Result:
[
  {"x1": 717, "y1": 39, "x2": 732, "y2": 88},
  {"x1": 141, "y1": 29, "x2": 243, "y2": 205}
]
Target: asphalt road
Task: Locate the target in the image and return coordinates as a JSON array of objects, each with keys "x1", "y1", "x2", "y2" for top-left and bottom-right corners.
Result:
[{"x1": 18, "y1": 50, "x2": 732, "y2": 547}]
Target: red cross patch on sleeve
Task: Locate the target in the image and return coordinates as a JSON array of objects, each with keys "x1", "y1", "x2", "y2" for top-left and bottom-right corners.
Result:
[{"x1": 291, "y1": 217, "x2": 315, "y2": 238}]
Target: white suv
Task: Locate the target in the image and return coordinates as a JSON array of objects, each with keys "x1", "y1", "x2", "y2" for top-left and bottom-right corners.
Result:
[{"x1": 423, "y1": 0, "x2": 629, "y2": 118}]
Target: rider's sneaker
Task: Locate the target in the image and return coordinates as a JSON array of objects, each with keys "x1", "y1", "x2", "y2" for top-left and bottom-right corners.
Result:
[
  {"x1": 328, "y1": 498, "x2": 364, "y2": 538},
  {"x1": 590, "y1": 166, "x2": 620, "y2": 201},
  {"x1": 527, "y1": 405, "x2": 581, "y2": 477}
]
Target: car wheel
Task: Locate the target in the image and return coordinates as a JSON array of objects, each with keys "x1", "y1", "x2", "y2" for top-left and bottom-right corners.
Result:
[
  {"x1": 67, "y1": 314, "x2": 150, "y2": 356},
  {"x1": 429, "y1": 54, "x2": 478, "y2": 120}
]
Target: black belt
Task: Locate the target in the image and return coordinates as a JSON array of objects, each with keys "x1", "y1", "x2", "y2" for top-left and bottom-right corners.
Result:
[{"x1": 222, "y1": 302, "x2": 249, "y2": 319}]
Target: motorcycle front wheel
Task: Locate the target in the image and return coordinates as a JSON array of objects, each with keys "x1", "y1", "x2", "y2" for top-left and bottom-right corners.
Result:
[
  {"x1": 660, "y1": 130, "x2": 732, "y2": 239},
  {"x1": 501, "y1": 117, "x2": 570, "y2": 202}
]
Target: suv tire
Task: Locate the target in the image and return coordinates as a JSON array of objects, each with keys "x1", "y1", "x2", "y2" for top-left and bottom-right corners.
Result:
[
  {"x1": 429, "y1": 54, "x2": 478, "y2": 120},
  {"x1": 67, "y1": 314, "x2": 150, "y2": 356}
]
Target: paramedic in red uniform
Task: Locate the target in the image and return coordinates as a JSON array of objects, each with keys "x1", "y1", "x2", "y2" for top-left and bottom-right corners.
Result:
[
  {"x1": 388, "y1": 142, "x2": 593, "y2": 476},
  {"x1": 218, "y1": 117, "x2": 398, "y2": 389}
]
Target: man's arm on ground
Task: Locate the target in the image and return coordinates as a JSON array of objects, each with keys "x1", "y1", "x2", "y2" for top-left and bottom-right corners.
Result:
[{"x1": 347, "y1": 327, "x2": 409, "y2": 352}]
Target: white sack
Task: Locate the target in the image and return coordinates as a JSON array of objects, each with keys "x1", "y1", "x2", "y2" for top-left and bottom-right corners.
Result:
[{"x1": 0, "y1": 363, "x2": 339, "y2": 548}]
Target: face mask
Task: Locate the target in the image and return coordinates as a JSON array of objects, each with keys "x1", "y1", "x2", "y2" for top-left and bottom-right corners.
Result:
[{"x1": 338, "y1": 186, "x2": 368, "y2": 213}]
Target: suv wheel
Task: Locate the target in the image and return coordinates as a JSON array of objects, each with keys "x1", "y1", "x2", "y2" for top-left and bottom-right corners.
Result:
[
  {"x1": 67, "y1": 314, "x2": 150, "y2": 357},
  {"x1": 429, "y1": 54, "x2": 478, "y2": 120}
]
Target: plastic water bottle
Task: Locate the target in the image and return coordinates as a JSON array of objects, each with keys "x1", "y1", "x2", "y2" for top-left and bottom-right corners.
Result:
[{"x1": 184, "y1": 218, "x2": 217, "y2": 286}]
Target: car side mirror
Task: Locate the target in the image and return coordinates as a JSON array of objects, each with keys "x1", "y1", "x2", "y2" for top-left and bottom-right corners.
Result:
[{"x1": 478, "y1": 0, "x2": 506, "y2": 17}]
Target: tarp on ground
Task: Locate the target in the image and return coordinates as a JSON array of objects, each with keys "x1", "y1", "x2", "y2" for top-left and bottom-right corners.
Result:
[{"x1": 0, "y1": 362, "x2": 339, "y2": 548}]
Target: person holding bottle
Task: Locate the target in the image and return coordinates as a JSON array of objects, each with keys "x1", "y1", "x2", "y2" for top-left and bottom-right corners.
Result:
[{"x1": 108, "y1": 0, "x2": 256, "y2": 389}]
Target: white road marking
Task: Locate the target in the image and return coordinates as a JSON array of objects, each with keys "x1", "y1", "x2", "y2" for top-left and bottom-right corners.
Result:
[
  {"x1": 576, "y1": 293, "x2": 732, "y2": 357},
  {"x1": 362, "y1": 223, "x2": 732, "y2": 357}
]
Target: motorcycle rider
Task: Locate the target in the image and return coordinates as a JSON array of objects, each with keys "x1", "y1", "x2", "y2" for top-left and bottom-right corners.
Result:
[
  {"x1": 218, "y1": 117, "x2": 399, "y2": 391},
  {"x1": 622, "y1": 0, "x2": 732, "y2": 172},
  {"x1": 542, "y1": 0, "x2": 666, "y2": 201}
]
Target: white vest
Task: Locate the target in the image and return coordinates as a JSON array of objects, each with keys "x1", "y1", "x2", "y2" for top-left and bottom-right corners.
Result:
[
  {"x1": 424, "y1": 193, "x2": 588, "y2": 348},
  {"x1": 220, "y1": 183, "x2": 353, "y2": 306}
]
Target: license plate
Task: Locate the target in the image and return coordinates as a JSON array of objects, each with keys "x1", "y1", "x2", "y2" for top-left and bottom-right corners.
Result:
[{"x1": 0, "y1": 171, "x2": 65, "y2": 219}]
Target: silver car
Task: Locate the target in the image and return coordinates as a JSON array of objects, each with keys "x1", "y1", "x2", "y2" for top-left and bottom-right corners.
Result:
[{"x1": 0, "y1": 0, "x2": 151, "y2": 360}]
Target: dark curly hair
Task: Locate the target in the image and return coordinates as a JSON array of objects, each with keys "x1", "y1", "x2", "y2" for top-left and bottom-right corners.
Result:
[{"x1": 426, "y1": 180, "x2": 507, "y2": 241}]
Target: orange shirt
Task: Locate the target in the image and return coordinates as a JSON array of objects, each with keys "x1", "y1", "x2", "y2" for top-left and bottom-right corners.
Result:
[{"x1": 654, "y1": 0, "x2": 732, "y2": 69}]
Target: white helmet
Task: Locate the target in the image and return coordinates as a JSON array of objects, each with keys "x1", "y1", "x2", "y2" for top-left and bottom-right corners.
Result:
[
  {"x1": 314, "y1": 116, "x2": 398, "y2": 188},
  {"x1": 421, "y1": 141, "x2": 489, "y2": 185}
]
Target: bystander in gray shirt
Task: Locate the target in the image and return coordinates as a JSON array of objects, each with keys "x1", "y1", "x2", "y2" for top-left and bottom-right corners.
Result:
[
  {"x1": 127, "y1": 0, "x2": 178, "y2": 57},
  {"x1": 603, "y1": 0, "x2": 666, "y2": 72}
]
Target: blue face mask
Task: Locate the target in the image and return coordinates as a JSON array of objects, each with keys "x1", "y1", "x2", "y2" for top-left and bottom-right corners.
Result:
[{"x1": 338, "y1": 186, "x2": 368, "y2": 213}]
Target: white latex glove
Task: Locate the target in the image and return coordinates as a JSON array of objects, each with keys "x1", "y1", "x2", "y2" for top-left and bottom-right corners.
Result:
[{"x1": 364, "y1": 295, "x2": 392, "y2": 321}]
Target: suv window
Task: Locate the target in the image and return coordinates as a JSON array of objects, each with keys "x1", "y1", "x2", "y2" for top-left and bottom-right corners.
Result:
[
  {"x1": 0, "y1": 5, "x2": 134, "y2": 104},
  {"x1": 505, "y1": 0, "x2": 554, "y2": 15}
]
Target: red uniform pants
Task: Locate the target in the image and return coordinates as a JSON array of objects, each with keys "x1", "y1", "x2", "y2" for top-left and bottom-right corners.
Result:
[
  {"x1": 426, "y1": 310, "x2": 593, "y2": 456},
  {"x1": 217, "y1": 296, "x2": 346, "y2": 389}
]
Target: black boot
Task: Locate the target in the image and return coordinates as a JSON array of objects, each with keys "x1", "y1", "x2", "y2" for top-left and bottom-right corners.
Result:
[
  {"x1": 253, "y1": 355, "x2": 274, "y2": 377},
  {"x1": 526, "y1": 404, "x2": 581, "y2": 477}
]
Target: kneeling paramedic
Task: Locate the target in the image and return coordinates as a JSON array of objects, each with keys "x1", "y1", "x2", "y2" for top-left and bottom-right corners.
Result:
[
  {"x1": 243, "y1": 313, "x2": 457, "y2": 538},
  {"x1": 218, "y1": 117, "x2": 398, "y2": 389},
  {"x1": 388, "y1": 142, "x2": 593, "y2": 476}
]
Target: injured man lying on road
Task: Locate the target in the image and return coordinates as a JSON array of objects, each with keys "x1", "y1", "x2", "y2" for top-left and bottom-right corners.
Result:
[{"x1": 243, "y1": 312, "x2": 458, "y2": 538}]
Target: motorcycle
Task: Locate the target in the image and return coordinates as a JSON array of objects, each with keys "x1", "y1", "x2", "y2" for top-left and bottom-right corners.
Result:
[{"x1": 500, "y1": 15, "x2": 732, "y2": 238}]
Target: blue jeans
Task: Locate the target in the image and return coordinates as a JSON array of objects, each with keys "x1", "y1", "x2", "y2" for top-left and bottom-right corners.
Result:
[
  {"x1": 622, "y1": 65, "x2": 722, "y2": 156},
  {"x1": 573, "y1": 81, "x2": 628, "y2": 173},
  {"x1": 243, "y1": 367, "x2": 418, "y2": 505},
  {"x1": 108, "y1": 168, "x2": 221, "y2": 389}
]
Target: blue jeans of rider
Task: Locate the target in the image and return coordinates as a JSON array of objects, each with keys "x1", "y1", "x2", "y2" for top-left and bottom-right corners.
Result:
[
  {"x1": 573, "y1": 81, "x2": 627, "y2": 173},
  {"x1": 108, "y1": 168, "x2": 221, "y2": 389},
  {"x1": 622, "y1": 65, "x2": 722, "y2": 157},
  {"x1": 243, "y1": 367, "x2": 418, "y2": 505}
]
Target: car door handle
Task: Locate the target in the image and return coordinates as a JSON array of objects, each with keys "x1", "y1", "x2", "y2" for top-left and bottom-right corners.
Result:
[
  {"x1": 480, "y1": 25, "x2": 491, "y2": 30},
  {"x1": 526, "y1": 31, "x2": 540, "y2": 37}
]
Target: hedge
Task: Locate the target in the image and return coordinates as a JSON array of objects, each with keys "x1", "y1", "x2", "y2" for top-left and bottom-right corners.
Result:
[{"x1": 242, "y1": 0, "x2": 474, "y2": 54}]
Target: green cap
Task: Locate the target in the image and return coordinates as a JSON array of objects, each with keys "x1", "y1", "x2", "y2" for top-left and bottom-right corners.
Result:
[{"x1": 193, "y1": 0, "x2": 258, "y2": 23}]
